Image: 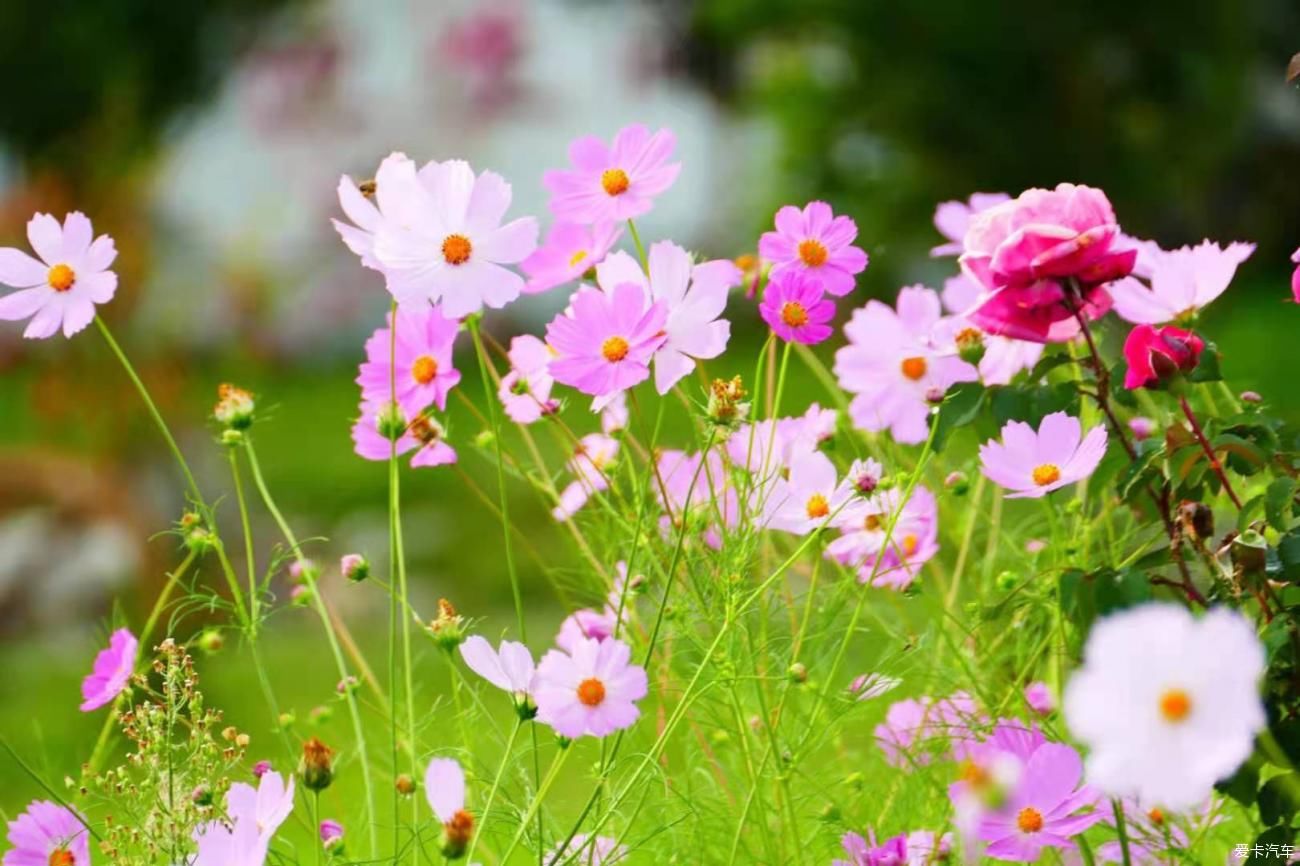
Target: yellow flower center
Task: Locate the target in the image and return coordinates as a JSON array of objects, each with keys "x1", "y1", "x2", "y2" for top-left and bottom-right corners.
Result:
[
  {"x1": 601, "y1": 336, "x2": 630, "y2": 362},
  {"x1": 805, "y1": 493, "x2": 830, "y2": 519},
  {"x1": 568, "y1": 249, "x2": 589, "y2": 268},
  {"x1": 780, "y1": 301, "x2": 809, "y2": 327},
  {"x1": 48, "y1": 264, "x2": 76, "y2": 292},
  {"x1": 900, "y1": 356, "x2": 927, "y2": 381},
  {"x1": 1158, "y1": 687, "x2": 1192, "y2": 723},
  {"x1": 412, "y1": 355, "x2": 438, "y2": 385},
  {"x1": 601, "y1": 168, "x2": 630, "y2": 196},
  {"x1": 577, "y1": 677, "x2": 606, "y2": 707},
  {"x1": 1032, "y1": 464, "x2": 1061, "y2": 486},
  {"x1": 1148, "y1": 807, "x2": 1165, "y2": 826},
  {"x1": 958, "y1": 760, "x2": 991, "y2": 789},
  {"x1": 48, "y1": 851, "x2": 76, "y2": 866},
  {"x1": 1017, "y1": 806, "x2": 1044, "y2": 834},
  {"x1": 901, "y1": 533, "x2": 918, "y2": 556},
  {"x1": 442, "y1": 234, "x2": 472, "y2": 265},
  {"x1": 864, "y1": 514, "x2": 882, "y2": 532},
  {"x1": 798, "y1": 238, "x2": 828, "y2": 267}
]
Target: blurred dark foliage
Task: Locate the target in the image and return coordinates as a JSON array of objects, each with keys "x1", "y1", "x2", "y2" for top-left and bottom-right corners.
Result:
[{"x1": 679, "y1": 0, "x2": 1300, "y2": 286}]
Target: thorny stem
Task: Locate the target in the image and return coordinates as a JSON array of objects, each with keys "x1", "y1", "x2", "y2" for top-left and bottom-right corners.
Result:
[{"x1": 1180, "y1": 394, "x2": 1244, "y2": 509}]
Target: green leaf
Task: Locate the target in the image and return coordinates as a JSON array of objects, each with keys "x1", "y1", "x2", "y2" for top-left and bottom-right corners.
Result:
[
  {"x1": 929, "y1": 382, "x2": 985, "y2": 452},
  {"x1": 1092, "y1": 567, "x2": 1153, "y2": 615},
  {"x1": 1117, "y1": 447, "x2": 1162, "y2": 503},
  {"x1": 1267, "y1": 478, "x2": 1298, "y2": 532},
  {"x1": 1187, "y1": 340, "x2": 1223, "y2": 383},
  {"x1": 1277, "y1": 529, "x2": 1300, "y2": 583},
  {"x1": 1215, "y1": 760, "x2": 1259, "y2": 807}
]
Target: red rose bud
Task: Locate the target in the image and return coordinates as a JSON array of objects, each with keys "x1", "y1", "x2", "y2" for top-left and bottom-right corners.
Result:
[{"x1": 1122, "y1": 324, "x2": 1204, "y2": 390}]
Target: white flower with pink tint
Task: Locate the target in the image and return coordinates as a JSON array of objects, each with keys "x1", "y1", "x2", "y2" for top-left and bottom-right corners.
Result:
[
  {"x1": 0, "y1": 212, "x2": 118, "y2": 339},
  {"x1": 763, "y1": 451, "x2": 852, "y2": 536},
  {"x1": 827, "y1": 485, "x2": 939, "y2": 589},
  {"x1": 534, "y1": 637, "x2": 647, "y2": 739},
  {"x1": 978, "y1": 412, "x2": 1107, "y2": 499},
  {"x1": 543, "y1": 124, "x2": 680, "y2": 225},
  {"x1": 655, "y1": 448, "x2": 738, "y2": 547},
  {"x1": 460, "y1": 636, "x2": 535, "y2": 710},
  {"x1": 930, "y1": 192, "x2": 1010, "y2": 257},
  {"x1": 498, "y1": 334, "x2": 557, "y2": 424},
  {"x1": 552, "y1": 433, "x2": 620, "y2": 521},
  {"x1": 1109, "y1": 239, "x2": 1254, "y2": 324},
  {"x1": 193, "y1": 771, "x2": 295, "y2": 866},
  {"x1": 758, "y1": 201, "x2": 868, "y2": 297},
  {"x1": 521, "y1": 221, "x2": 622, "y2": 295},
  {"x1": 848, "y1": 672, "x2": 901, "y2": 701},
  {"x1": 425, "y1": 758, "x2": 475, "y2": 857}
]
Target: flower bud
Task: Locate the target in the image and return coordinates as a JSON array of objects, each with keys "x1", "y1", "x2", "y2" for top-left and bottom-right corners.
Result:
[
  {"x1": 474, "y1": 429, "x2": 496, "y2": 449},
  {"x1": 849, "y1": 459, "x2": 883, "y2": 496},
  {"x1": 253, "y1": 760, "x2": 272, "y2": 779},
  {"x1": 220, "y1": 428, "x2": 245, "y2": 447},
  {"x1": 1128, "y1": 416, "x2": 1156, "y2": 441},
  {"x1": 299, "y1": 737, "x2": 334, "y2": 792},
  {"x1": 309, "y1": 704, "x2": 334, "y2": 724},
  {"x1": 395, "y1": 773, "x2": 417, "y2": 797},
  {"x1": 336, "y1": 675, "x2": 360, "y2": 696},
  {"x1": 429, "y1": 598, "x2": 466, "y2": 651},
  {"x1": 788, "y1": 662, "x2": 808, "y2": 684},
  {"x1": 320, "y1": 819, "x2": 345, "y2": 853},
  {"x1": 944, "y1": 471, "x2": 969, "y2": 496},
  {"x1": 954, "y1": 327, "x2": 986, "y2": 366},
  {"x1": 994, "y1": 571, "x2": 1017, "y2": 592},
  {"x1": 1122, "y1": 324, "x2": 1204, "y2": 390},
  {"x1": 288, "y1": 559, "x2": 318, "y2": 584},
  {"x1": 514, "y1": 692, "x2": 539, "y2": 721},
  {"x1": 291, "y1": 585, "x2": 314, "y2": 607},
  {"x1": 340, "y1": 553, "x2": 369, "y2": 583},
  {"x1": 213, "y1": 384, "x2": 255, "y2": 430},
  {"x1": 277, "y1": 712, "x2": 296, "y2": 729},
  {"x1": 376, "y1": 401, "x2": 408, "y2": 441},
  {"x1": 191, "y1": 784, "x2": 213, "y2": 806},
  {"x1": 706, "y1": 376, "x2": 750, "y2": 428},
  {"x1": 1241, "y1": 390, "x2": 1263, "y2": 405},
  {"x1": 440, "y1": 810, "x2": 475, "y2": 859},
  {"x1": 235, "y1": 733, "x2": 250, "y2": 749},
  {"x1": 197, "y1": 629, "x2": 224, "y2": 655}
]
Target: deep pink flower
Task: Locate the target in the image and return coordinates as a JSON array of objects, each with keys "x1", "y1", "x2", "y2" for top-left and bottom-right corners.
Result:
[
  {"x1": 0, "y1": 212, "x2": 118, "y2": 339},
  {"x1": 1122, "y1": 324, "x2": 1205, "y2": 390},
  {"x1": 521, "y1": 221, "x2": 622, "y2": 294},
  {"x1": 978, "y1": 412, "x2": 1108, "y2": 498},
  {"x1": 81, "y1": 627, "x2": 137, "y2": 712},
  {"x1": 833, "y1": 829, "x2": 950, "y2": 866},
  {"x1": 940, "y1": 275, "x2": 1044, "y2": 386},
  {"x1": 3, "y1": 801, "x2": 89, "y2": 866},
  {"x1": 827, "y1": 485, "x2": 939, "y2": 590},
  {"x1": 976, "y1": 743, "x2": 1103, "y2": 862},
  {"x1": 356, "y1": 306, "x2": 461, "y2": 416},
  {"x1": 546, "y1": 283, "x2": 667, "y2": 405},
  {"x1": 1109, "y1": 240, "x2": 1253, "y2": 324},
  {"x1": 758, "y1": 201, "x2": 868, "y2": 297},
  {"x1": 931, "y1": 192, "x2": 1011, "y2": 257},
  {"x1": 319, "y1": 819, "x2": 344, "y2": 848},
  {"x1": 551, "y1": 433, "x2": 619, "y2": 521},
  {"x1": 351, "y1": 401, "x2": 457, "y2": 469},
  {"x1": 543, "y1": 124, "x2": 680, "y2": 224},
  {"x1": 758, "y1": 270, "x2": 836, "y2": 344},
  {"x1": 960, "y1": 183, "x2": 1135, "y2": 343},
  {"x1": 1292, "y1": 247, "x2": 1300, "y2": 303},
  {"x1": 534, "y1": 637, "x2": 648, "y2": 739},
  {"x1": 498, "y1": 334, "x2": 558, "y2": 424}
]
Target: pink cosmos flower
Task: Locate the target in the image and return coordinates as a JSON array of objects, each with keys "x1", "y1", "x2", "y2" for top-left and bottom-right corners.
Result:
[
  {"x1": 425, "y1": 757, "x2": 475, "y2": 856},
  {"x1": 976, "y1": 743, "x2": 1103, "y2": 862},
  {"x1": 828, "y1": 486, "x2": 939, "y2": 589},
  {"x1": 556, "y1": 562, "x2": 633, "y2": 652},
  {"x1": 1024, "y1": 682, "x2": 1054, "y2": 715},
  {"x1": 499, "y1": 334, "x2": 558, "y2": 424},
  {"x1": 595, "y1": 243, "x2": 740, "y2": 393},
  {"x1": 520, "y1": 221, "x2": 622, "y2": 294},
  {"x1": 940, "y1": 275, "x2": 1044, "y2": 386},
  {"x1": 1109, "y1": 240, "x2": 1254, "y2": 324},
  {"x1": 758, "y1": 201, "x2": 868, "y2": 297},
  {"x1": 193, "y1": 771, "x2": 295, "y2": 866},
  {"x1": 931, "y1": 192, "x2": 1011, "y2": 257},
  {"x1": 460, "y1": 635, "x2": 535, "y2": 699},
  {"x1": 1122, "y1": 324, "x2": 1204, "y2": 390},
  {"x1": 1129, "y1": 416, "x2": 1156, "y2": 441},
  {"x1": 835, "y1": 286, "x2": 978, "y2": 444},
  {"x1": 1094, "y1": 798, "x2": 1216, "y2": 865},
  {"x1": 0, "y1": 212, "x2": 118, "y2": 339},
  {"x1": 534, "y1": 637, "x2": 647, "y2": 739},
  {"x1": 758, "y1": 270, "x2": 836, "y2": 344},
  {"x1": 81, "y1": 627, "x2": 137, "y2": 712},
  {"x1": 543, "y1": 124, "x2": 680, "y2": 225},
  {"x1": 548, "y1": 834, "x2": 628, "y2": 865},
  {"x1": 3, "y1": 801, "x2": 89, "y2": 866},
  {"x1": 763, "y1": 451, "x2": 852, "y2": 536},
  {"x1": 1292, "y1": 247, "x2": 1300, "y2": 303},
  {"x1": 546, "y1": 284, "x2": 667, "y2": 405},
  {"x1": 979, "y1": 412, "x2": 1108, "y2": 499},
  {"x1": 319, "y1": 819, "x2": 344, "y2": 848},
  {"x1": 726, "y1": 404, "x2": 837, "y2": 477},
  {"x1": 960, "y1": 183, "x2": 1135, "y2": 343},
  {"x1": 356, "y1": 307, "x2": 461, "y2": 416},
  {"x1": 833, "y1": 829, "x2": 950, "y2": 866},
  {"x1": 655, "y1": 448, "x2": 739, "y2": 547},
  {"x1": 351, "y1": 401, "x2": 457, "y2": 469},
  {"x1": 874, "y1": 692, "x2": 981, "y2": 768},
  {"x1": 551, "y1": 433, "x2": 619, "y2": 521}
]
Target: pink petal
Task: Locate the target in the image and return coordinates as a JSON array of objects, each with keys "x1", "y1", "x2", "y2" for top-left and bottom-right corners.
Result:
[
  {"x1": 0, "y1": 248, "x2": 49, "y2": 288},
  {"x1": 423, "y1": 758, "x2": 466, "y2": 823}
]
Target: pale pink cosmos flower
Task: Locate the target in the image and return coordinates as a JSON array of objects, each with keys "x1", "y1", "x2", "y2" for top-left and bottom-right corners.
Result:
[
  {"x1": 3, "y1": 801, "x2": 90, "y2": 866},
  {"x1": 835, "y1": 286, "x2": 978, "y2": 444},
  {"x1": 930, "y1": 192, "x2": 1011, "y2": 257},
  {"x1": 979, "y1": 412, "x2": 1107, "y2": 499},
  {"x1": 595, "y1": 243, "x2": 740, "y2": 393},
  {"x1": 548, "y1": 834, "x2": 628, "y2": 865},
  {"x1": 655, "y1": 448, "x2": 738, "y2": 547},
  {"x1": 460, "y1": 635, "x2": 535, "y2": 700},
  {"x1": 600, "y1": 391, "x2": 628, "y2": 433},
  {"x1": 351, "y1": 401, "x2": 457, "y2": 469},
  {"x1": 828, "y1": 486, "x2": 939, "y2": 590},
  {"x1": 1024, "y1": 682, "x2": 1054, "y2": 715},
  {"x1": 193, "y1": 771, "x2": 295, "y2": 866},
  {"x1": 726, "y1": 404, "x2": 836, "y2": 477},
  {"x1": 976, "y1": 743, "x2": 1103, "y2": 862},
  {"x1": 0, "y1": 212, "x2": 118, "y2": 339},
  {"x1": 874, "y1": 692, "x2": 981, "y2": 768},
  {"x1": 758, "y1": 201, "x2": 868, "y2": 297},
  {"x1": 81, "y1": 627, "x2": 137, "y2": 712},
  {"x1": 546, "y1": 284, "x2": 667, "y2": 406},
  {"x1": 521, "y1": 221, "x2": 622, "y2": 294},
  {"x1": 758, "y1": 270, "x2": 836, "y2": 345},
  {"x1": 763, "y1": 451, "x2": 852, "y2": 536},
  {"x1": 950, "y1": 719, "x2": 1043, "y2": 802},
  {"x1": 357, "y1": 306, "x2": 461, "y2": 416},
  {"x1": 833, "y1": 829, "x2": 951, "y2": 866},
  {"x1": 498, "y1": 334, "x2": 558, "y2": 424},
  {"x1": 425, "y1": 757, "x2": 474, "y2": 855},
  {"x1": 556, "y1": 562, "x2": 634, "y2": 652},
  {"x1": 1095, "y1": 797, "x2": 1217, "y2": 865},
  {"x1": 940, "y1": 275, "x2": 1044, "y2": 386},
  {"x1": 534, "y1": 637, "x2": 648, "y2": 739},
  {"x1": 1109, "y1": 240, "x2": 1254, "y2": 324},
  {"x1": 551, "y1": 433, "x2": 619, "y2": 521},
  {"x1": 543, "y1": 124, "x2": 680, "y2": 225}
]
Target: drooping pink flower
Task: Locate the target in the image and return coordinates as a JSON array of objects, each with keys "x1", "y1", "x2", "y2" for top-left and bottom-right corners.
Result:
[
  {"x1": 534, "y1": 637, "x2": 648, "y2": 739},
  {"x1": 930, "y1": 192, "x2": 1011, "y2": 257},
  {"x1": 595, "y1": 243, "x2": 740, "y2": 393},
  {"x1": 356, "y1": 306, "x2": 461, "y2": 416},
  {"x1": 835, "y1": 286, "x2": 978, "y2": 444},
  {"x1": 758, "y1": 201, "x2": 868, "y2": 297},
  {"x1": 1109, "y1": 240, "x2": 1254, "y2": 324},
  {"x1": 1121, "y1": 324, "x2": 1205, "y2": 390},
  {"x1": 551, "y1": 433, "x2": 619, "y2": 521},
  {"x1": 81, "y1": 627, "x2": 137, "y2": 712},
  {"x1": 545, "y1": 283, "x2": 667, "y2": 405},
  {"x1": 1024, "y1": 682, "x2": 1054, "y2": 715},
  {"x1": 758, "y1": 270, "x2": 836, "y2": 344},
  {"x1": 828, "y1": 485, "x2": 940, "y2": 589},
  {"x1": 940, "y1": 275, "x2": 1044, "y2": 386},
  {"x1": 874, "y1": 692, "x2": 981, "y2": 768},
  {"x1": 762, "y1": 452, "x2": 852, "y2": 536},
  {"x1": 979, "y1": 413, "x2": 1107, "y2": 499},
  {"x1": 193, "y1": 772, "x2": 295, "y2": 866},
  {"x1": 976, "y1": 743, "x2": 1103, "y2": 862},
  {"x1": 460, "y1": 635, "x2": 535, "y2": 701},
  {"x1": 833, "y1": 829, "x2": 951, "y2": 866},
  {"x1": 3, "y1": 801, "x2": 90, "y2": 866},
  {"x1": 0, "y1": 212, "x2": 118, "y2": 339},
  {"x1": 543, "y1": 125, "x2": 680, "y2": 225},
  {"x1": 498, "y1": 334, "x2": 558, "y2": 424},
  {"x1": 521, "y1": 221, "x2": 622, "y2": 294},
  {"x1": 1292, "y1": 247, "x2": 1300, "y2": 303},
  {"x1": 959, "y1": 183, "x2": 1135, "y2": 343},
  {"x1": 351, "y1": 401, "x2": 457, "y2": 469},
  {"x1": 548, "y1": 834, "x2": 628, "y2": 865}
]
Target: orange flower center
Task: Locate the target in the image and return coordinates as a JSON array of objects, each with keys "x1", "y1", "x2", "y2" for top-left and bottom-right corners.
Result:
[
  {"x1": 412, "y1": 355, "x2": 438, "y2": 385},
  {"x1": 445, "y1": 809, "x2": 475, "y2": 845},
  {"x1": 798, "y1": 239, "x2": 828, "y2": 267},
  {"x1": 577, "y1": 677, "x2": 606, "y2": 707},
  {"x1": 1032, "y1": 464, "x2": 1061, "y2": 486},
  {"x1": 1017, "y1": 806, "x2": 1044, "y2": 834},
  {"x1": 442, "y1": 234, "x2": 472, "y2": 265},
  {"x1": 805, "y1": 493, "x2": 830, "y2": 519},
  {"x1": 901, "y1": 533, "x2": 918, "y2": 556},
  {"x1": 568, "y1": 249, "x2": 589, "y2": 268},
  {"x1": 601, "y1": 168, "x2": 630, "y2": 196},
  {"x1": 1148, "y1": 807, "x2": 1165, "y2": 826},
  {"x1": 864, "y1": 514, "x2": 882, "y2": 532},
  {"x1": 1158, "y1": 688, "x2": 1192, "y2": 723},
  {"x1": 780, "y1": 301, "x2": 809, "y2": 327},
  {"x1": 958, "y1": 760, "x2": 991, "y2": 788},
  {"x1": 601, "y1": 336, "x2": 630, "y2": 362},
  {"x1": 48, "y1": 849, "x2": 76, "y2": 866},
  {"x1": 900, "y1": 356, "x2": 927, "y2": 380},
  {"x1": 48, "y1": 264, "x2": 76, "y2": 292}
]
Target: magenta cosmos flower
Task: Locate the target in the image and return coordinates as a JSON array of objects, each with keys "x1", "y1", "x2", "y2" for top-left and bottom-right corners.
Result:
[
  {"x1": 758, "y1": 270, "x2": 836, "y2": 345},
  {"x1": 960, "y1": 183, "x2": 1135, "y2": 343},
  {"x1": 534, "y1": 636, "x2": 647, "y2": 739},
  {"x1": 81, "y1": 627, "x2": 137, "y2": 711},
  {"x1": 596, "y1": 242, "x2": 740, "y2": 393},
  {"x1": 1292, "y1": 247, "x2": 1300, "y2": 303},
  {"x1": 758, "y1": 201, "x2": 868, "y2": 297},
  {"x1": 351, "y1": 401, "x2": 457, "y2": 469},
  {"x1": 545, "y1": 284, "x2": 667, "y2": 405},
  {"x1": 930, "y1": 192, "x2": 1011, "y2": 257},
  {"x1": 828, "y1": 486, "x2": 940, "y2": 590},
  {"x1": 834, "y1": 286, "x2": 978, "y2": 444},
  {"x1": 0, "y1": 212, "x2": 118, "y2": 339},
  {"x1": 543, "y1": 124, "x2": 680, "y2": 224},
  {"x1": 976, "y1": 743, "x2": 1103, "y2": 862},
  {"x1": 3, "y1": 801, "x2": 90, "y2": 866},
  {"x1": 356, "y1": 306, "x2": 461, "y2": 416},
  {"x1": 498, "y1": 334, "x2": 558, "y2": 424},
  {"x1": 520, "y1": 220, "x2": 622, "y2": 294},
  {"x1": 1121, "y1": 324, "x2": 1204, "y2": 390},
  {"x1": 1109, "y1": 239, "x2": 1253, "y2": 325},
  {"x1": 834, "y1": 829, "x2": 950, "y2": 866},
  {"x1": 979, "y1": 412, "x2": 1107, "y2": 499}
]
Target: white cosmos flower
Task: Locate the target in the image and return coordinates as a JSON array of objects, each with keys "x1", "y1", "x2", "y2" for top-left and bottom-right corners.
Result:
[{"x1": 1063, "y1": 603, "x2": 1265, "y2": 809}]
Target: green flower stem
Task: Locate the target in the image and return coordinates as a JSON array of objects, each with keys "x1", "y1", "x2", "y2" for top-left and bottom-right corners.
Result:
[{"x1": 464, "y1": 717, "x2": 523, "y2": 864}]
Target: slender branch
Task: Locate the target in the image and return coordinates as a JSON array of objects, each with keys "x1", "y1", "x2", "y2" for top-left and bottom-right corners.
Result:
[{"x1": 1180, "y1": 394, "x2": 1243, "y2": 509}]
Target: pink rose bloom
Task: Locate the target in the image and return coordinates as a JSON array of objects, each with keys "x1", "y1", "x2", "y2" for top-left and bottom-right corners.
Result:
[
  {"x1": 758, "y1": 270, "x2": 836, "y2": 344},
  {"x1": 762, "y1": 451, "x2": 852, "y2": 536},
  {"x1": 979, "y1": 412, "x2": 1108, "y2": 499},
  {"x1": 546, "y1": 283, "x2": 667, "y2": 406},
  {"x1": 931, "y1": 192, "x2": 1011, "y2": 256},
  {"x1": 940, "y1": 275, "x2": 1044, "y2": 385},
  {"x1": 835, "y1": 286, "x2": 978, "y2": 444},
  {"x1": 499, "y1": 334, "x2": 558, "y2": 424},
  {"x1": 595, "y1": 243, "x2": 739, "y2": 393},
  {"x1": 0, "y1": 212, "x2": 118, "y2": 339},
  {"x1": 534, "y1": 637, "x2": 648, "y2": 739},
  {"x1": 81, "y1": 627, "x2": 137, "y2": 711},
  {"x1": 356, "y1": 306, "x2": 461, "y2": 416},
  {"x1": 551, "y1": 433, "x2": 619, "y2": 521},
  {"x1": 3, "y1": 801, "x2": 90, "y2": 866},
  {"x1": 960, "y1": 183, "x2": 1136, "y2": 343},
  {"x1": 1122, "y1": 324, "x2": 1204, "y2": 390},
  {"x1": 1109, "y1": 240, "x2": 1253, "y2": 324},
  {"x1": 520, "y1": 220, "x2": 622, "y2": 294},
  {"x1": 758, "y1": 201, "x2": 868, "y2": 297},
  {"x1": 976, "y1": 743, "x2": 1103, "y2": 862},
  {"x1": 828, "y1": 485, "x2": 939, "y2": 590},
  {"x1": 1292, "y1": 247, "x2": 1300, "y2": 303},
  {"x1": 1025, "y1": 682, "x2": 1054, "y2": 715},
  {"x1": 351, "y1": 401, "x2": 457, "y2": 469},
  {"x1": 543, "y1": 124, "x2": 680, "y2": 224}
]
